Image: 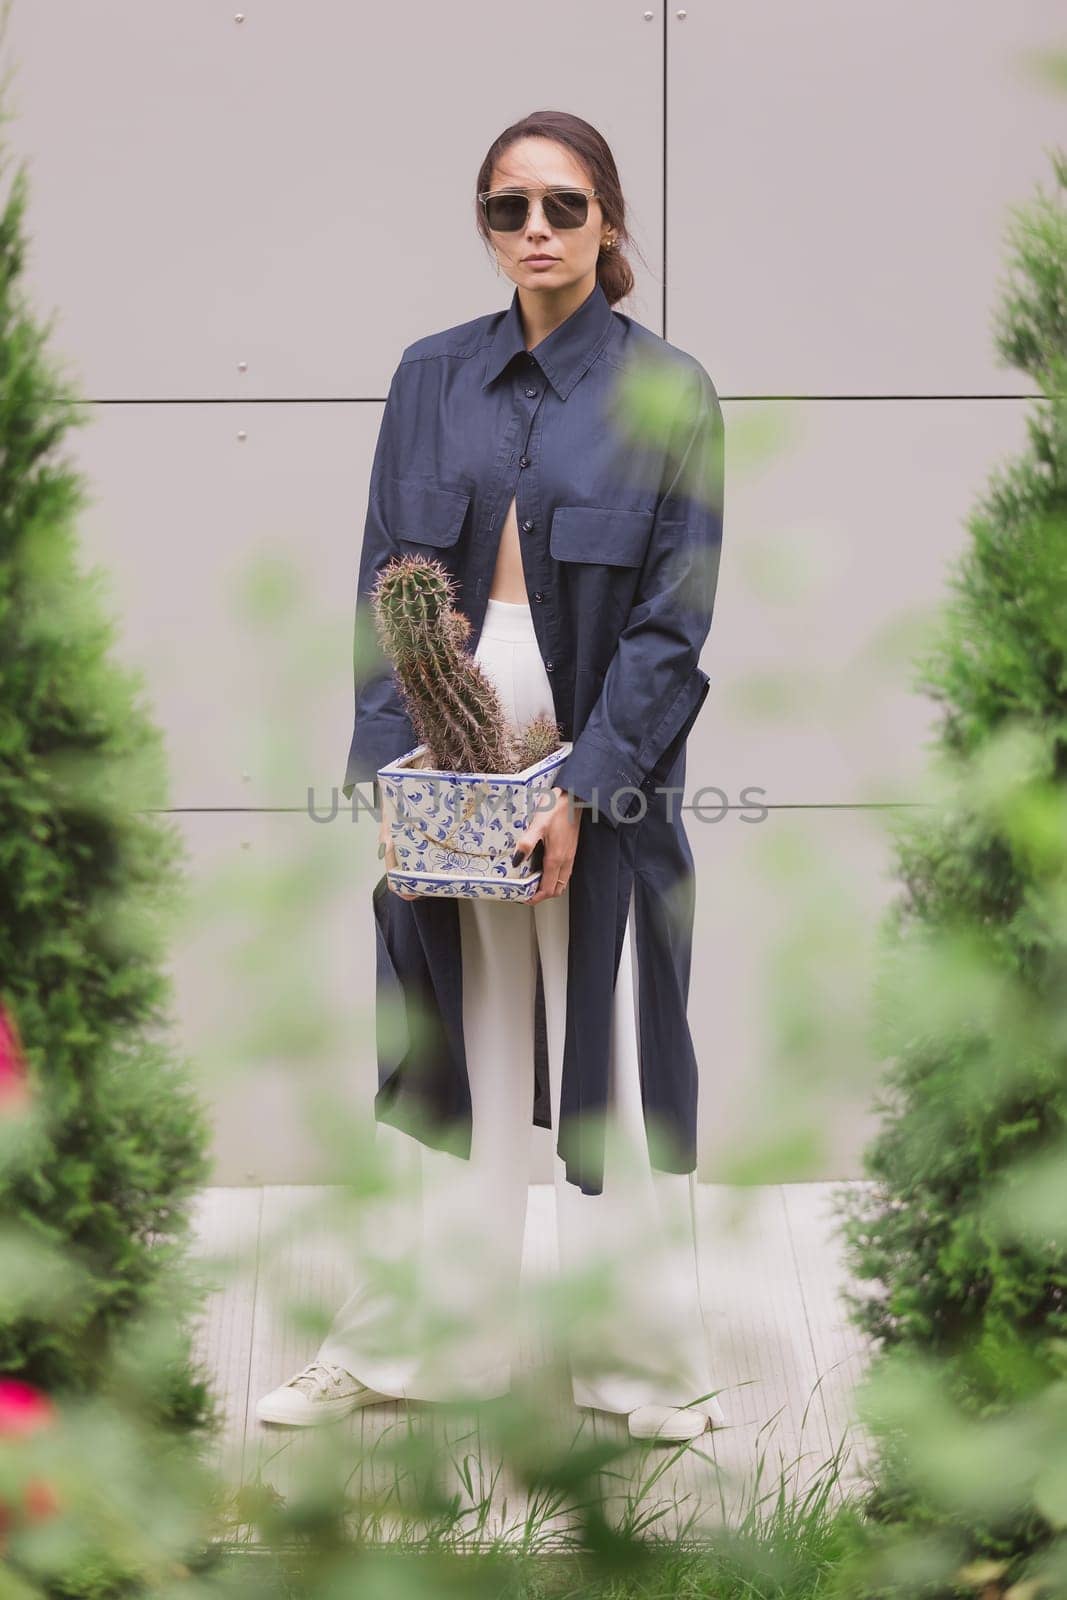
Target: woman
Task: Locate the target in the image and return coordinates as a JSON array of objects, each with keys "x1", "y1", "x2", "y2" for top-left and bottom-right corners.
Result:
[{"x1": 257, "y1": 110, "x2": 726, "y2": 1443}]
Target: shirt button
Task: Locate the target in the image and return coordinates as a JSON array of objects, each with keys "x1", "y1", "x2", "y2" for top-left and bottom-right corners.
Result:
[
  {"x1": 518, "y1": 455, "x2": 530, "y2": 468},
  {"x1": 525, "y1": 387, "x2": 538, "y2": 398},
  {"x1": 544, "y1": 660, "x2": 555, "y2": 673},
  {"x1": 533, "y1": 590, "x2": 544, "y2": 603},
  {"x1": 521, "y1": 519, "x2": 534, "y2": 533}
]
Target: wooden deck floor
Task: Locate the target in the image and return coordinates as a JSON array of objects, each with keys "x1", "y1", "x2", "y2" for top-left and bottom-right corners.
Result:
[{"x1": 189, "y1": 1180, "x2": 877, "y2": 1543}]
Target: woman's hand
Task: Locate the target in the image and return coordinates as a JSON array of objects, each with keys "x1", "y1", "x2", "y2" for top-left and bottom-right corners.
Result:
[
  {"x1": 513, "y1": 787, "x2": 582, "y2": 905},
  {"x1": 380, "y1": 808, "x2": 421, "y2": 900}
]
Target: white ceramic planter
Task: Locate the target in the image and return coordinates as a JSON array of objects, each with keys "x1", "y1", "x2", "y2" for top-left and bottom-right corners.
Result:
[{"x1": 377, "y1": 741, "x2": 573, "y2": 901}]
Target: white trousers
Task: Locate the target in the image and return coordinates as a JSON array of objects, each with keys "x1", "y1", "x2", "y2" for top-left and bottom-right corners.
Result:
[{"x1": 318, "y1": 596, "x2": 725, "y2": 1422}]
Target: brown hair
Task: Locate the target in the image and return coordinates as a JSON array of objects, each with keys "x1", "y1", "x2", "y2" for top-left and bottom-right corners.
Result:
[{"x1": 474, "y1": 110, "x2": 637, "y2": 306}]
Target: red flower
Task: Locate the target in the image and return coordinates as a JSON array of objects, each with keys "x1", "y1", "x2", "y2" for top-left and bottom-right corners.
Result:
[
  {"x1": 0, "y1": 1000, "x2": 30, "y2": 1113},
  {"x1": 0, "y1": 1381, "x2": 60, "y2": 1554},
  {"x1": 0, "y1": 1380, "x2": 54, "y2": 1436},
  {"x1": 23, "y1": 1477, "x2": 61, "y2": 1520}
]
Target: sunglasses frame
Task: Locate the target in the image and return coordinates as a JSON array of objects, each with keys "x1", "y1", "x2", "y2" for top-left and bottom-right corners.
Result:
[{"x1": 477, "y1": 185, "x2": 599, "y2": 232}]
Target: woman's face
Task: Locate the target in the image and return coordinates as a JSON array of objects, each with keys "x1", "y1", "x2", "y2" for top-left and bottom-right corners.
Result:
[{"x1": 485, "y1": 136, "x2": 609, "y2": 294}]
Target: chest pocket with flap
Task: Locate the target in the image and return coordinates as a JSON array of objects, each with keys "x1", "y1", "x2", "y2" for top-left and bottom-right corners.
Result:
[
  {"x1": 382, "y1": 476, "x2": 471, "y2": 549},
  {"x1": 549, "y1": 505, "x2": 654, "y2": 568}
]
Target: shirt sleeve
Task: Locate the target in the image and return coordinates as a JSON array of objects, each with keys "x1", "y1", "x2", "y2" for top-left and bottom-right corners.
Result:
[
  {"x1": 552, "y1": 361, "x2": 725, "y2": 827},
  {"x1": 342, "y1": 361, "x2": 418, "y2": 803}
]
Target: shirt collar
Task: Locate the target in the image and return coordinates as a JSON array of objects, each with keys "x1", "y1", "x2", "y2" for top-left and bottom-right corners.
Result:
[{"x1": 480, "y1": 279, "x2": 614, "y2": 401}]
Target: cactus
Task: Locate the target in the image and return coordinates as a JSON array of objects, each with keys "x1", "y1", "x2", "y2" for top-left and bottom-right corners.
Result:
[
  {"x1": 370, "y1": 555, "x2": 563, "y2": 775},
  {"x1": 514, "y1": 710, "x2": 563, "y2": 771}
]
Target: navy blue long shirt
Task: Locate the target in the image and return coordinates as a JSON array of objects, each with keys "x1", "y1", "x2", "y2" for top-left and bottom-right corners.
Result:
[{"x1": 343, "y1": 278, "x2": 725, "y2": 1194}]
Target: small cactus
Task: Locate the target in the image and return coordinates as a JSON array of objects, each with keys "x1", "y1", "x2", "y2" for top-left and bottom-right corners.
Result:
[
  {"x1": 514, "y1": 710, "x2": 563, "y2": 771},
  {"x1": 371, "y1": 555, "x2": 563, "y2": 775}
]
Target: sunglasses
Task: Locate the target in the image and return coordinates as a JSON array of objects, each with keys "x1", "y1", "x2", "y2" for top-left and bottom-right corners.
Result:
[{"x1": 478, "y1": 186, "x2": 598, "y2": 233}]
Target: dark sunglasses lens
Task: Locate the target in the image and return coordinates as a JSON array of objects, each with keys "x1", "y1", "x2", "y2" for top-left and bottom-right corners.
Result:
[
  {"x1": 485, "y1": 194, "x2": 528, "y2": 231},
  {"x1": 484, "y1": 190, "x2": 590, "y2": 231},
  {"x1": 543, "y1": 190, "x2": 589, "y2": 229}
]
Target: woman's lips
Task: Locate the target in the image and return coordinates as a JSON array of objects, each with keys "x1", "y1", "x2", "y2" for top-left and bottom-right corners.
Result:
[{"x1": 525, "y1": 257, "x2": 559, "y2": 267}]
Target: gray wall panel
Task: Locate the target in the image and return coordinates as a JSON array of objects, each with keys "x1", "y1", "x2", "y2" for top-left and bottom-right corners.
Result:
[
  {"x1": 167, "y1": 812, "x2": 380, "y2": 1186},
  {"x1": 69, "y1": 400, "x2": 380, "y2": 810},
  {"x1": 9, "y1": 0, "x2": 665, "y2": 396},
  {"x1": 668, "y1": 0, "x2": 1063, "y2": 394},
  {"x1": 693, "y1": 398, "x2": 1032, "y2": 810},
  {"x1": 690, "y1": 804, "x2": 896, "y2": 1184}
]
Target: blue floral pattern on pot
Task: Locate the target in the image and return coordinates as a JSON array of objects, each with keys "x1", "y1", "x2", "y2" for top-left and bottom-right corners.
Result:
[{"x1": 377, "y1": 742, "x2": 573, "y2": 901}]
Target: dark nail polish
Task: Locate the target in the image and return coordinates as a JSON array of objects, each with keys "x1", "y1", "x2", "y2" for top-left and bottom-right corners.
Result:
[
  {"x1": 378, "y1": 841, "x2": 386, "y2": 858},
  {"x1": 511, "y1": 848, "x2": 524, "y2": 867}
]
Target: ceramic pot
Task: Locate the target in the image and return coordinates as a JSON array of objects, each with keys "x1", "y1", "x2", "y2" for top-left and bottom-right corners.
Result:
[{"x1": 377, "y1": 742, "x2": 573, "y2": 901}]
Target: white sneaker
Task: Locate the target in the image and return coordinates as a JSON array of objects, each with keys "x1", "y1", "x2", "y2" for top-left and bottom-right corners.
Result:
[
  {"x1": 627, "y1": 1404, "x2": 711, "y2": 1442},
  {"x1": 255, "y1": 1360, "x2": 394, "y2": 1427}
]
